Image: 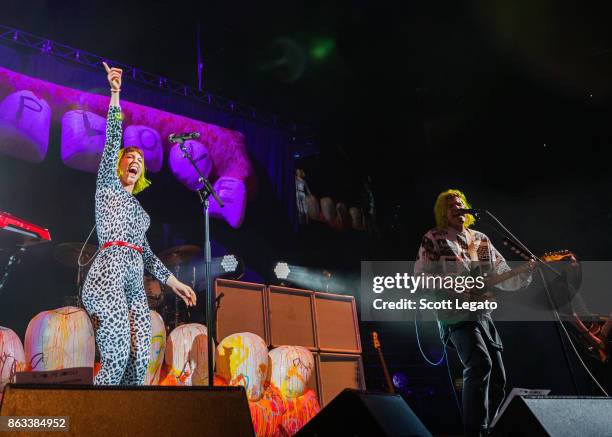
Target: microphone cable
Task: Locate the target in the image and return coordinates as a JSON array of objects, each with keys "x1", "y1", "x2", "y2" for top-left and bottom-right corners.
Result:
[
  {"x1": 482, "y1": 209, "x2": 609, "y2": 397},
  {"x1": 414, "y1": 312, "x2": 463, "y2": 417}
]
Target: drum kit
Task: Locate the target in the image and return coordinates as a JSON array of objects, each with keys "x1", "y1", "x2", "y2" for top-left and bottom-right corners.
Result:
[{"x1": 53, "y1": 242, "x2": 202, "y2": 332}]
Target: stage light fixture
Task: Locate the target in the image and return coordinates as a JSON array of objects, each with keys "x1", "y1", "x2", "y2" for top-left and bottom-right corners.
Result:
[
  {"x1": 274, "y1": 262, "x2": 290, "y2": 280},
  {"x1": 221, "y1": 254, "x2": 239, "y2": 273}
]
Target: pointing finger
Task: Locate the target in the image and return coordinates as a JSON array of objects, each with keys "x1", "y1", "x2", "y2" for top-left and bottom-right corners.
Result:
[{"x1": 102, "y1": 61, "x2": 111, "y2": 73}]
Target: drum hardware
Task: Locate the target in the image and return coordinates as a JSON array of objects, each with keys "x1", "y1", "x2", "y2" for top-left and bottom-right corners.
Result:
[
  {"x1": 145, "y1": 274, "x2": 164, "y2": 310},
  {"x1": 53, "y1": 243, "x2": 97, "y2": 268},
  {"x1": 158, "y1": 245, "x2": 200, "y2": 267},
  {"x1": 157, "y1": 246, "x2": 200, "y2": 332},
  {"x1": 53, "y1": 242, "x2": 99, "y2": 308}
]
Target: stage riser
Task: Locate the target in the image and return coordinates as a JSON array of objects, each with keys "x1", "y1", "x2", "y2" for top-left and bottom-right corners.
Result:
[{"x1": 0, "y1": 385, "x2": 254, "y2": 436}]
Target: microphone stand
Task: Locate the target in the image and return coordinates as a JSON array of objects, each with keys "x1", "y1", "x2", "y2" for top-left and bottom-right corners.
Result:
[
  {"x1": 177, "y1": 139, "x2": 224, "y2": 387},
  {"x1": 471, "y1": 210, "x2": 580, "y2": 395},
  {"x1": 0, "y1": 247, "x2": 25, "y2": 296}
]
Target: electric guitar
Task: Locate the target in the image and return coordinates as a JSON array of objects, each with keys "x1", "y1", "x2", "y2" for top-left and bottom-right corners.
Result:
[
  {"x1": 433, "y1": 249, "x2": 574, "y2": 323},
  {"x1": 371, "y1": 331, "x2": 395, "y2": 394},
  {"x1": 570, "y1": 316, "x2": 609, "y2": 363},
  {"x1": 473, "y1": 246, "x2": 610, "y2": 363},
  {"x1": 457, "y1": 249, "x2": 573, "y2": 301}
]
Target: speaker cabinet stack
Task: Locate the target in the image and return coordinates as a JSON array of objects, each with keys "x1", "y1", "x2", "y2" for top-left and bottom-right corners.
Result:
[{"x1": 215, "y1": 280, "x2": 364, "y2": 406}]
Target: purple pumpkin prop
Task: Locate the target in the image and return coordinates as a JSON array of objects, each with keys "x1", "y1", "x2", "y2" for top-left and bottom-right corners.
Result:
[
  {"x1": 0, "y1": 90, "x2": 51, "y2": 163},
  {"x1": 60, "y1": 110, "x2": 106, "y2": 173},
  {"x1": 209, "y1": 177, "x2": 247, "y2": 229},
  {"x1": 168, "y1": 141, "x2": 213, "y2": 191},
  {"x1": 123, "y1": 125, "x2": 163, "y2": 173}
]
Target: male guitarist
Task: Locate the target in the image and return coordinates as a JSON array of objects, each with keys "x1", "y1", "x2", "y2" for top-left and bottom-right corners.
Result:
[{"x1": 414, "y1": 189, "x2": 535, "y2": 437}]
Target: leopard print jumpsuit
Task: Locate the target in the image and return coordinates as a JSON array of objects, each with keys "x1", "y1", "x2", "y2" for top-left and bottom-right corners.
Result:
[{"x1": 82, "y1": 105, "x2": 171, "y2": 385}]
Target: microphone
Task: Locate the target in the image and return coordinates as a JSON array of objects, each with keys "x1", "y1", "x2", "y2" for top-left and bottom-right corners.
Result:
[
  {"x1": 168, "y1": 132, "x2": 200, "y2": 143},
  {"x1": 457, "y1": 208, "x2": 484, "y2": 215}
]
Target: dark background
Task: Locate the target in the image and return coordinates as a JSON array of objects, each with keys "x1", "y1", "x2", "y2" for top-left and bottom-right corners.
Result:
[{"x1": 2, "y1": 1, "x2": 612, "y2": 434}]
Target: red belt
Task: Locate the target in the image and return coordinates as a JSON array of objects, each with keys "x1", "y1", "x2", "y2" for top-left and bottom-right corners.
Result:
[{"x1": 101, "y1": 241, "x2": 143, "y2": 254}]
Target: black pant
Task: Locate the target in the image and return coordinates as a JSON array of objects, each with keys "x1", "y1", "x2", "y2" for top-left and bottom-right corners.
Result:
[{"x1": 450, "y1": 322, "x2": 506, "y2": 437}]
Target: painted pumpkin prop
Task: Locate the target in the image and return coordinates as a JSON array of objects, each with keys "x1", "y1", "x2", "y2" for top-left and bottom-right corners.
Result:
[
  {"x1": 24, "y1": 306, "x2": 94, "y2": 371},
  {"x1": 164, "y1": 323, "x2": 212, "y2": 385},
  {"x1": 216, "y1": 332, "x2": 269, "y2": 401},
  {"x1": 269, "y1": 346, "x2": 314, "y2": 399}
]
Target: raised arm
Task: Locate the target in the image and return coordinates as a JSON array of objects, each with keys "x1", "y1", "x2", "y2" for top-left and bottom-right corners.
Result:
[{"x1": 97, "y1": 62, "x2": 123, "y2": 189}]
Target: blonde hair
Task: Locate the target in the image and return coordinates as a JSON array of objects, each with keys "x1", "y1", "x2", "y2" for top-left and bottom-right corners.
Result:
[
  {"x1": 117, "y1": 146, "x2": 151, "y2": 195},
  {"x1": 434, "y1": 189, "x2": 475, "y2": 229}
]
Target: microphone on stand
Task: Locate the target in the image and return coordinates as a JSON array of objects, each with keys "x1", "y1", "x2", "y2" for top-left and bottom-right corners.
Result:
[
  {"x1": 457, "y1": 208, "x2": 485, "y2": 216},
  {"x1": 168, "y1": 132, "x2": 200, "y2": 143}
]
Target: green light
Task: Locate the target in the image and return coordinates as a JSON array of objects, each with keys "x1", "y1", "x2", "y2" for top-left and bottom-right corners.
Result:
[{"x1": 310, "y1": 38, "x2": 335, "y2": 61}]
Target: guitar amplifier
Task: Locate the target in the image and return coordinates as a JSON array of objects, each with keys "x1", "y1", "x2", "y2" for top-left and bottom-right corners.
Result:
[
  {"x1": 215, "y1": 279, "x2": 269, "y2": 344},
  {"x1": 315, "y1": 352, "x2": 365, "y2": 407},
  {"x1": 267, "y1": 285, "x2": 317, "y2": 350},
  {"x1": 314, "y1": 292, "x2": 361, "y2": 354}
]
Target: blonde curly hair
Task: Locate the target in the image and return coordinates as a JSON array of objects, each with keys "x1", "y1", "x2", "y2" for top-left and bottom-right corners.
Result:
[{"x1": 434, "y1": 189, "x2": 475, "y2": 229}]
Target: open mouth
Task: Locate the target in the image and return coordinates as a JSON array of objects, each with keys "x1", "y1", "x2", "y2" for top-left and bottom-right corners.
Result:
[{"x1": 128, "y1": 165, "x2": 139, "y2": 175}]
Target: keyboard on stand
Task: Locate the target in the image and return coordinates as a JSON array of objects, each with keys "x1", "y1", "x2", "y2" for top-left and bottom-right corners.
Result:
[{"x1": 0, "y1": 211, "x2": 51, "y2": 294}]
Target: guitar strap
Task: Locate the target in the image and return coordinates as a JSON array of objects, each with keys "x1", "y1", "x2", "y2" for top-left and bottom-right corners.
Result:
[
  {"x1": 466, "y1": 229, "x2": 480, "y2": 262},
  {"x1": 466, "y1": 229, "x2": 490, "y2": 278}
]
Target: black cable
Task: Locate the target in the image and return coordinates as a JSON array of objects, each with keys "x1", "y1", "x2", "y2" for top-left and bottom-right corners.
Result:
[
  {"x1": 476, "y1": 210, "x2": 608, "y2": 396},
  {"x1": 445, "y1": 344, "x2": 463, "y2": 418},
  {"x1": 414, "y1": 314, "x2": 462, "y2": 418}
]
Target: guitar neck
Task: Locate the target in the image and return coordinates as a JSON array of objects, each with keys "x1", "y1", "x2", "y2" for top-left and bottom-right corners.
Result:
[
  {"x1": 484, "y1": 262, "x2": 532, "y2": 288},
  {"x1": 377, "y1": 348, "x2": 395, "y2": 394},
  {"x1": 483, "y1": 247, "x2": 572, "y2": 289},
  {"x1": 372, "y1": 332, "x2": 396, "y2": 395}
]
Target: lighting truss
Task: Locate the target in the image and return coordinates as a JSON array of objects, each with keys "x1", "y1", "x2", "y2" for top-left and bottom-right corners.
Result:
[{"x1": 0, "y1": 24, "x2": 314, "y2": 139}]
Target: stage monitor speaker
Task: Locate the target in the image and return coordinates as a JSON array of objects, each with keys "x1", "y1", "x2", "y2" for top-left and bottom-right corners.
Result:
[
  {"x1": 314, "y1": 292, "x2": 361, "y2": 353},
  {"x1": 295, "y1": 389, "x2": 432, "y2": 437},
  {"x1": 268, "y1": 285, "x2": 317, "y2": 350},
  {"x1": 0, "y1": 384, "x2": 254, "y2": 436},
  {"x1": 216, "y1": 279, "x2": 269, "y2": 344},
  {"x1": 490, "y1": 395, "x2": 612, "y2": 437}
]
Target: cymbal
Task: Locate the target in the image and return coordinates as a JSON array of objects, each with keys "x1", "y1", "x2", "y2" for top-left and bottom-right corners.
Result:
[
  {"x1": 54, "y1": 242, "x2": 98, "y2": 268},
  {"x1": 158, "y1": 245, "x2": 200, "y2": 267}
]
